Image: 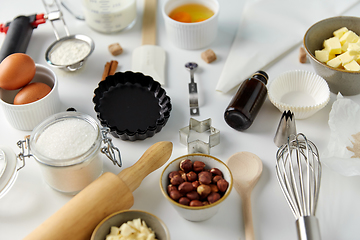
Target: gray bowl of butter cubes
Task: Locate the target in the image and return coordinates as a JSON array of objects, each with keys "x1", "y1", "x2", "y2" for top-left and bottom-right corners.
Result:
[
  {"x1": 91, "y1": 210, "x2": 170, "y2": 240},
  {"x1": 303, "y1": 16, "x2": 360, "y2": 96}
]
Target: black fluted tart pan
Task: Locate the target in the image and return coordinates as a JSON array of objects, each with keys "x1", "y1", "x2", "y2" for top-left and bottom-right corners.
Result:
[{"x1": 93, "y1": 71, "x2": 172, "y2": 141}]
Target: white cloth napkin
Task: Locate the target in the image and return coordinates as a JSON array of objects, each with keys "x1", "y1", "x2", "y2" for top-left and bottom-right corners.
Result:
[{"x1": 216, "y1": 0, "x2": 360, "y2": 93}]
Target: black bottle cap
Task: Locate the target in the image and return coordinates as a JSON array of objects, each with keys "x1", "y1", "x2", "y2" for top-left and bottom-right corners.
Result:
[{"x1": 251, "y1": 70, "x2": 268, "y2": 85}]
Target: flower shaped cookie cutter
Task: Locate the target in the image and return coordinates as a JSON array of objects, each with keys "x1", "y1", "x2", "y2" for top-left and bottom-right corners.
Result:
[{"x1": 179, "y1": 118, "x2": 220, "y2": 154}]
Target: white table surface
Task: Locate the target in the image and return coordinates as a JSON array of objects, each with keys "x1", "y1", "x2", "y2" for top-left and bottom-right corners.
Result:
[{"x1": 1, "y1": 0, "x2": 360, "y2": 239}]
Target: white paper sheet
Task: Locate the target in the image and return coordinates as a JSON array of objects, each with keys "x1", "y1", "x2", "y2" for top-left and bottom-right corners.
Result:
[{"x1": 216, "y1": 0, "x2": 360, "y2": 93}]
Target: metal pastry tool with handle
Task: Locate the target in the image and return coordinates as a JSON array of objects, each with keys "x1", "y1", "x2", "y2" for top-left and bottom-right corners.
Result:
[
  {"x1": 185, "y1": 62, "x2": 200, "y2": 116},
  {"x1": 276, "y1": 133, "x2": 322, "y2": 240}
]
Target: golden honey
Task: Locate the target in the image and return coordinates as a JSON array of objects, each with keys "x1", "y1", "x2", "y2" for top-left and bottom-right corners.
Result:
[{"x1": 169, "y1": 4, "x2": 214, "y2": 23}]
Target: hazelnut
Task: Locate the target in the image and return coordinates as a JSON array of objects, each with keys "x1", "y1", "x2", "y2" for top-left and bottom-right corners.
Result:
[
  {"x1": 207, "y1": 192, "x2": 221, "y2": 204},
  {"x1": 198, "y1": 171, "x2": 212, "y2": 185},
  {"x1": 180, "y1": 159, "x2": 193, "y2": 172},
  {"x1": 189, "y1": 200, "x2": 203, "y2": 207},
  {"x1": 193, "y1": 161, "x2": 205, "y2": 172},
  {"x1": 213, "y1": 175, "x2": 223, "y2": 183},
  {"x1": 186, "y1": 171, "x2": 197, "y2": 182},
  {"x1": 167, "y1": 184, "x2": 177, "y2": 194},
  {"x1": 179, "y1": 197, "x2": 191, "y2": 206},
  {"x1": 197, "y1": 184, "x2": 211, "y2": 199},
  {"x1": 186, "y1": 191, "x2": 200, "y2": 201},
  {"x1": 169, "y1": 189, "x2": 182, "y2": 201},
  {"x1": 210, "y1": 168, "x2": 223, "y2": 177},
  {"x1": 170, "y1": 175, "x2": 184, "y2": 186},
  {"x1": 178, "y1": 182, "x2": 194, "y2": 194},
  {"x1": 192, "y1": 180, "x2": 200, "y2": 189},
  {"x1": 180, "y1": 171, "x2": 188, "y2": 182},
  {"x1": 168, "y1": 171, "x2": 180, "y2": 179},
  {"x1": 202, "y1": 201, "x2": 210, "y2": 206},
  {"x1": 217, "y1": 179, "x2": 229, "y2": 192},
  {"x1": 210, "y1": 184, "x2": 219, "y2": 193}
]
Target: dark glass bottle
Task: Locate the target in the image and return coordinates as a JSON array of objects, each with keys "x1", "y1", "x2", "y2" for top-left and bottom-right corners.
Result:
[{"x1": 224, "y1": 70, "x2": 268, "y2": 131}]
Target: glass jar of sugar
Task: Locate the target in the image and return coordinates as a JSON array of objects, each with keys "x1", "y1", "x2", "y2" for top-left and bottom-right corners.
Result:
[{"x1": 19, "y1": 111, "x2": 122, "y2": 195}]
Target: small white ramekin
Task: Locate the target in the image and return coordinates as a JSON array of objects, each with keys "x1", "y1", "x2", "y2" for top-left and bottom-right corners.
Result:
[
  {"x1": 268, "y1": 70, "x2": 330, "y2": 119},
  {"x1": 162, "y1": 0, "x2": 219, "y2": 50},
  {"x1": 0, "y1": 64, "x2": 61, "y2": 131}
]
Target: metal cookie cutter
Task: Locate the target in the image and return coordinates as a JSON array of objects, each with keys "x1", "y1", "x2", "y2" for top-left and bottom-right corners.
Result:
[{"x1": 179, "y1": 118, "x2": 220, "y2": 154}]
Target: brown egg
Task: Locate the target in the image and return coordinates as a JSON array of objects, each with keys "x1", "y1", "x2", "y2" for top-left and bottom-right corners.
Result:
[
  {"x1": 0, "y1": 53, "x2": 36, "y2": 90},
  {"x1": 14, "y1": 82, "x2": 52, "y2": 105}
]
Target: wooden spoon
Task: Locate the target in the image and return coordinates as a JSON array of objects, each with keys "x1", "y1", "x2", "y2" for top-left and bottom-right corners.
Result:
[{"x1": 227, "y1": 151, "x2": 263, "y2": 240}]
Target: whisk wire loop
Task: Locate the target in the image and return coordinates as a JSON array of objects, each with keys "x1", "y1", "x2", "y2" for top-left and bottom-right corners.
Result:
[{"x1": 276, "y1": 133, "x2": 321, "y2": 219}]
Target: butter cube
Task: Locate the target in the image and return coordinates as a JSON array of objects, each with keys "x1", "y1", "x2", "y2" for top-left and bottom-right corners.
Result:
[
  {"x1": 341, "y1": 42, "x2": 349, "y2": 53},
  {"x1": 315, "y1": 49, "x2": 334, "y2": 62},
  {"x1": 333, "y1": 27, "x2": 348, "y2": 39},
  {"x1": 323, "y1": 37, "x2": 342, "y2": 54},
  {"x1": 340, "y1": 30, "x2": 359, "y2": 45},
  {"x1": 344, "y1": 60, "x2": 360, "y2": 71},
  {"x1": 347, "y1": 43, "x2": 360, "y2": 55},
  {"x1": 338, "y1": 51, "x2": 356, "y2": 65},
  {"x1": 327, "y1": 56, "x2": 342, "y2": 68}
]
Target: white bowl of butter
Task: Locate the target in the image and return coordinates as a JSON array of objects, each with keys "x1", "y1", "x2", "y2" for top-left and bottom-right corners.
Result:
[
  {"x1": 91, "y1": 210, "x2": 170, "y2": 240},
  {"x1": 268, "y1": 70, "x2": 330, "y2": 119}
]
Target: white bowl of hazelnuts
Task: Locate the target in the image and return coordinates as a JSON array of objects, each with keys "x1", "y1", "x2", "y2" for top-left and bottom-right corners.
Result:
[{"x1": 159, "y1": 153, "x2": 233, "y2": 222}]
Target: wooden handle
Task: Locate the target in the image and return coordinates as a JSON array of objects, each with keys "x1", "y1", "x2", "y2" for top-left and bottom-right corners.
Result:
[
  {"x1": 142, "y1": 0, "x2": 157, "y2": 45},
  {"x1": 242, "y1": 193, "x2": 255, "y2": 240},
  {"x1": 25, "y1": 141, "x2": 173, "y2": 240},
  {"x1": 24, "y1": 172, "x2": 133, "y2": 240},
  {"x1": 118, "y1": 141, "x2": 173, "y2": 192}
]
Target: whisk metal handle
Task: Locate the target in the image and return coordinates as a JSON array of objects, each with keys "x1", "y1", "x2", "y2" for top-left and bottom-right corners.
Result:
[{"x1": 296, "y1": 216, "x2": 322, "y2": 240}]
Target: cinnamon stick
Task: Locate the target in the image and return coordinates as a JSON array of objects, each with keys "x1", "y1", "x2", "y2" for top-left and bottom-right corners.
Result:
[{"x1": 101, "y1": 60, "x2": 118, "y2": 81}]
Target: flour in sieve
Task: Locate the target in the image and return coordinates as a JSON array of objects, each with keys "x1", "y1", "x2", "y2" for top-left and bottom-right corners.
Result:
[
  {"x1": 50, "y1": 39, "x2": 91, "y2": 66},
  {"x1": 35, "y1": 118, "x2": 97, "y2": 160}
]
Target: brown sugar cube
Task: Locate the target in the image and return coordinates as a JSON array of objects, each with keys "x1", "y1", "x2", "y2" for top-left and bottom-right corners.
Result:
[
  {"x1": 108, "y1": 43, "x2": 123, "y2": 56},
  {"x1": 201, "y1": 49, "x2": 217, "y2": 63},
  {"x1": 299, "y1": 47, "x2": 307, "y2": 63}
]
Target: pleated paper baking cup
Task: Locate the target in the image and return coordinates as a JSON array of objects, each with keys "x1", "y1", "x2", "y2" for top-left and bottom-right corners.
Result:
[{"x1": 268, "y1": 70, "x2": 330, "y2": 119}]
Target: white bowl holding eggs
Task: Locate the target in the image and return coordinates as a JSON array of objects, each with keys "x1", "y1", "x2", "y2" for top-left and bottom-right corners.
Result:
[
  {"x1": 268, "y1": 70, "x2": 330, "y2": 119},
  {"x1": 0, "y1": 64, "x2": 61, "y2": 130}
]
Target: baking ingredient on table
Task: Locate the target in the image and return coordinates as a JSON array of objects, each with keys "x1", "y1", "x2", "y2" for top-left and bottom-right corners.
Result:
[
  {"x1": 168, "y1": 3, "x2": 214, "y2": 23},
  {"x1": 299, "y1": 47, "x2": 307, "y2": 63},
  {"x1": 106, "y1": 218, "x2": 157, "y2": 240},
  {"x1": 49, "y1": 39, "x2": 91, "y2": 66},
  {"x1": 201, "y1": 49, "x2": 217, "y2": 63},
  {"x1": 102, "y1": 60, "x2": 119, "y2": 81},
  {"x1": 315, "y1": 27, "x2": 360, "y2": 71},
  {"x1": 35, "y1": 118, "x2": 97, "y2": 160},
  {"x1": 13, "y1": 82, "x2": 52, "y2": 105},
  {"x1": 109, "y1": 43, "x2": 123, "y2": 56},
  {"x1": 31, "y1": 115, "x2": 103, "y2": 194},
  {"x1": 0, "y1": 53, "x2": 36, "y2": 90},
  {"x1": 167, "y1": 159, "x2": 229, "y2": 206},
  {"x1": 224, "y1": 71, "x2": 268, "y2": 131}
]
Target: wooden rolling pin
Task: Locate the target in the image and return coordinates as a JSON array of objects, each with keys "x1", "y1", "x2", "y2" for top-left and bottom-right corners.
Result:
[{"x1": 25, "y1": 141, "x2": 173, "y2": 240}]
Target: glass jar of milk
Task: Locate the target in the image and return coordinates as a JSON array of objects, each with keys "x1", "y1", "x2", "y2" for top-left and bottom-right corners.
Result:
[
  {"x1": 82, "y1": 0, "x2": 137, "y2": 33},
  {"x1": 21, "y1": 111, "x2": 122, "y2": 195}
]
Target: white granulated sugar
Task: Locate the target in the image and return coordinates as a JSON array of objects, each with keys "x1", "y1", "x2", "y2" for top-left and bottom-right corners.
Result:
[
  {"x1": 50, "y1": 39, "x2": 91, "y2": 66},
  {"x1": 36, "y1": 118, "x2": 97, "y2": 160}
]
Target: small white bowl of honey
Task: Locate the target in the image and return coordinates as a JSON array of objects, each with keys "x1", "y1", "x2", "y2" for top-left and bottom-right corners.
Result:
[{"x1": 162, "y1": 0, "x2": 219, "y2": 50}]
